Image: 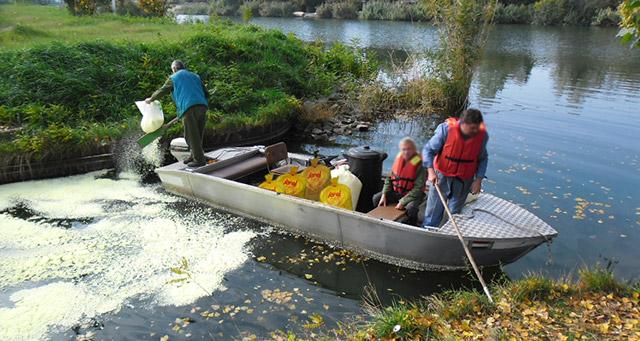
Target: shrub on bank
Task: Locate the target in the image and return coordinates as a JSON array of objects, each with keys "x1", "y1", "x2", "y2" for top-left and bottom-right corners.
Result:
[
  {"x1": 493, "y1": 2, "x2": 533, "y2": 24},
  {"x1": 591, "y1": 6, "x2": 620, "y2": 25},
  {"x1": 314, "y1": 2, "x2": 333, "y2": 18},
  {"x1": 314, "y1": 0, "x2": 359, "y2": 19},
  {"x1": 139, "y1": 0, "x2": 168, "y2": 16},
  {"x1": 115, "y1": 0, "x2": 146, "y2": 16},
  {"x1": 360, "y1": 0, "x2": 430, "y2": 21},
  {"x1": 210, "y1": 0, "x2": 320, "y2": 17},
  {"x1": 258, "y1": 1, "x2": 296, "y2": 17},
  {"x1": 211, "y1": 0, "x2": 242, "y2": 16},
  {"x1": 497, "y1": 0, "x2": 623, "y2": 26},
  {"x1": 0, "y1": 21, "x2": 375, "y2": 162},
  {"x1": 330, "y1": 0, "x2": 359, "y2": 19},
  {"x1": 238, "y1": 0, "x2": 261, "y2": 17},
  {"x1": 564, "y1": 0, "x2": 620, "y2": 25},
  {"x1": 63, "y1": 0, "x2": 98, "y2": 15},
  {"x1": 532, "y1": 0, "x2": 566, "y2": 25}
]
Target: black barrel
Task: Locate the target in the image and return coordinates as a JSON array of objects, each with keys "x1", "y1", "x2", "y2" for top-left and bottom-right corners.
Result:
[{"x1": 344, "y1": 146, "x2": 388, "y2": 212}]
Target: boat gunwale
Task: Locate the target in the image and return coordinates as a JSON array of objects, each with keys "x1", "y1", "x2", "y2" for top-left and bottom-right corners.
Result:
[
  {"x1": 159, "y1": 184, "x2": 469, "y2": 271},
  {"x1": 156, "y1": 165, "x2": 558, "y2": 243}
]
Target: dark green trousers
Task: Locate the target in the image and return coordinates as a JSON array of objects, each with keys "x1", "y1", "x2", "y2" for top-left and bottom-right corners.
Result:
[{"x1": 182, "y1": 105, "x2": 207, "y2": 163}]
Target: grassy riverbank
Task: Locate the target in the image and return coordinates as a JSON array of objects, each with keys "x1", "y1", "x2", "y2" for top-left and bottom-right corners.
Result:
[
  {"x1": 0, "y1": 4, "x2": 374, "y2": 165},
  {"x1": 318, "y1": 268, "x2": 640, "y2": 340},
  {"x1": 0, "y1": 4, "x2": 195, "y2": 49}
]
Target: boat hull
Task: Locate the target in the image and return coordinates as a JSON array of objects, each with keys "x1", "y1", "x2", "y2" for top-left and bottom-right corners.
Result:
[{"x1": 157, "y1": 167, "x2": 553, "y2": 270}]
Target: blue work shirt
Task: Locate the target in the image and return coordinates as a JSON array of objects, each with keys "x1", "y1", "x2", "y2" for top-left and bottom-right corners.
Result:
[
  {"x1": 170, "y1": 69, "x2": 209, "y2": 118},
  {"x1": 422, "y1": 122, "x2": 489, "y2": 179}
]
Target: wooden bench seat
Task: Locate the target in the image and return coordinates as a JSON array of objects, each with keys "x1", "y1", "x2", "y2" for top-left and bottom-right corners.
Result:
[{"x1": 367, "y1": 205, "x2": 407, "y2": 222}]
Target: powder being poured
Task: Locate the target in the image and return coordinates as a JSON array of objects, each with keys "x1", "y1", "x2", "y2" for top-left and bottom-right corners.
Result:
[
  {"x1": 112, "y1": 134, "x2": 165, "y2": 174},
  {"x1": 141, "y1": 137, "x2": 164, "y2": 167},
  {"x1": 0, "y1": 171, "x2": 256, "y2": 340}
]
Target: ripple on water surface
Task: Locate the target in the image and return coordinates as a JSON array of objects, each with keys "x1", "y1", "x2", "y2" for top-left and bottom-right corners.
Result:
[{"x1": 0, "y1": 171, "x2": 256, "y2": 340}]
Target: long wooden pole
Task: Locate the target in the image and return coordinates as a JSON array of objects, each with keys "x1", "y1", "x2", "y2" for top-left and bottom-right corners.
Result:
[{"x1": 432, "y1": 182, "x2": 494, "y2": 303}]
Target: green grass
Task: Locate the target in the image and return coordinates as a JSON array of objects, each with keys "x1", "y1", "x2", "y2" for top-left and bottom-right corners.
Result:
[
  {"x1": 0, "y1": 4, "x2": 195, "y2": 49},
  {"x1": 329, "y1": 267, "x2": 640, "y2": 340},
  {"x1": 0, "y1": 3, "x2": 375, "y2": 164},
  {"x1": 504, "y1": 274, "x2": 560, "y2": 302},
  {"x1": 578, "y1": 266, "x2": 627, "y2": 294}
]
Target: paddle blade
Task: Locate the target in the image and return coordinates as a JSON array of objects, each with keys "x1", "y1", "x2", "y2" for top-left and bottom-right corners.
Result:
[{"x1": 137, "y1": 127, "x2": 165, "y2": 148}]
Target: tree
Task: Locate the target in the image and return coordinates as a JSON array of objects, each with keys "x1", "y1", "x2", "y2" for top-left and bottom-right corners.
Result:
[
  {"x1": 138, "y1": 0, "x2": 167, "y2": 17},
  {"x1": 64, "y1": 0, "x2": 97, "y2": 15},
  {"x1": 618, "y1": 0, "x2": 640, "y2": 47}
]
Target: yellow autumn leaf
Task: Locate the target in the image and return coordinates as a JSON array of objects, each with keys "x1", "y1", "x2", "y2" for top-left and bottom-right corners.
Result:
[
  {"x1": 461, "y1": 319, "x2": 471, "y2": 331},
  {"x1": 304, "y1": 274, "x2": 313, "y2": 279},
  {"x1": 498, "y1": 299, "x2": 512, "y2": 314}
]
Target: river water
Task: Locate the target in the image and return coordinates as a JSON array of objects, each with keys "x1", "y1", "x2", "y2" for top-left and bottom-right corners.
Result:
[
  {"x1": 253, "y1": 18, "x2": 640, "y2": 278},
  {"x1": 1, "y1": 19, "x2": 639, "y2": 340}
]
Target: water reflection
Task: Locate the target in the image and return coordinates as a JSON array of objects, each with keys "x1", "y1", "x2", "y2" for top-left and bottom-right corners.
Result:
[
  {"x1": 251, "y1": 233, "x2": 504, "y2": 305},
  {"x1": 248, "y1": 18, "x2": 640, "y2": 114},
  {"x1": 248, "y1": 17, "x2": 440, "y2": 51},
  {"x1": 475, "y1": 50, "x2": 535, "y2": 99}
]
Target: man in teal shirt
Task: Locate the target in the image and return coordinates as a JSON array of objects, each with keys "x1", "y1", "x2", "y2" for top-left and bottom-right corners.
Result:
[{"x1": 146, "y1": 60, "x2": 209, "y2": 167}]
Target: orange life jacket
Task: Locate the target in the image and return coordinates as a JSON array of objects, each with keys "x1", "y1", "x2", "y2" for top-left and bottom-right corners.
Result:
[
  {"x1": 434, "y1": 117, "x2": 486, "y2": 180},
  {"x1": 390, "y1": 153, "x2": 422, "y2": 195}
]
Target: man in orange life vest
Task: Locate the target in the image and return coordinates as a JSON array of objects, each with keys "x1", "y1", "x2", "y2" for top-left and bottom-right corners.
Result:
[
  {"x1": 372, "y1": 137, "x2": 426, "y2": 224},
  {"x1": 422, "y1": 109, "x2": 488, "y2": 228}
]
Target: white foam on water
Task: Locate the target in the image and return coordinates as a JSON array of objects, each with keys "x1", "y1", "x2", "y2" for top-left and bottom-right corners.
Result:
[
  {"x1": 0, "y1": 282, "x2": 108, "y2": 341},
  {"x1": 0, "y1": 170, "x2": 177, "y2": 218},
  {"x1": 0, "y1": 172, "x2": 256, "y2": 341}
]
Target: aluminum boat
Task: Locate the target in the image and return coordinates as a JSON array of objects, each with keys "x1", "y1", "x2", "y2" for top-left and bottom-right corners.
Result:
[{"x1": 156, "y1": 144, "x2": 558, "y2": 270}]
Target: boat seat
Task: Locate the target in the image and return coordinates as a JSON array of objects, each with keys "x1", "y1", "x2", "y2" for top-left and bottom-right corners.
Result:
[
  {"x1": 207, "y1": 156, "x2": 268, "y2": 180},
  {"x1": 265, "y1": 142, "x2": 306, "y2": 175},
  {"x1": 367, "y1": 206, "x2": 407, "y2": 222}
]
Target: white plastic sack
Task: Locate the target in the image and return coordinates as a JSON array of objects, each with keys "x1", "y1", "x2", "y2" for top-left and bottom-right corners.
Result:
[{"x1": 136, "y1": 100, "x2": 165, "y2": 133}]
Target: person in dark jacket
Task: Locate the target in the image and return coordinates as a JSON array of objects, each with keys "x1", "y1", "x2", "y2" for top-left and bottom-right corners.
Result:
[{"x1": 146, "y1": 60, "x2": 209, "y2": 167}]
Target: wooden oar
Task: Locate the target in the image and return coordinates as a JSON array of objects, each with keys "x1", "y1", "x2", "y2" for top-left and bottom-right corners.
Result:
[
  {"x1": 137, "y1": 116, "x2": 180, "y2": 148},
  {"x1": 432, "y1": 181, "x2": 494, "y2": 303}
]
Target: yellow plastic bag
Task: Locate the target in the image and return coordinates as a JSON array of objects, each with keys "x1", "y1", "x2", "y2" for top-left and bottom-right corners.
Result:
[
  {"x1": 301, "y1": 158, "x2": 331, "y2": 201},
  {"x1": 320, "y1": 178, "x2": 353, "y2": 210},
  {"x1": 259, "y1": 173, "x2": 284, "y2": 193},
  {"x1": 276, "y1": 166, "x2": 306, "y2": 198}
]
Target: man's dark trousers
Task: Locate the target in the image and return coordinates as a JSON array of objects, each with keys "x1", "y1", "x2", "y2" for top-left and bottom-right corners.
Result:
[{"x1": 183, "y1": 104, "x2": 207, "y2": 164}]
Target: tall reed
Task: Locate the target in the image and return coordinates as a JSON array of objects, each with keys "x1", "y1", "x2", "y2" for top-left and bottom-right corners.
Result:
[{"x1": 425, "y1": 0, "x2": 497, "y2": 114}]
